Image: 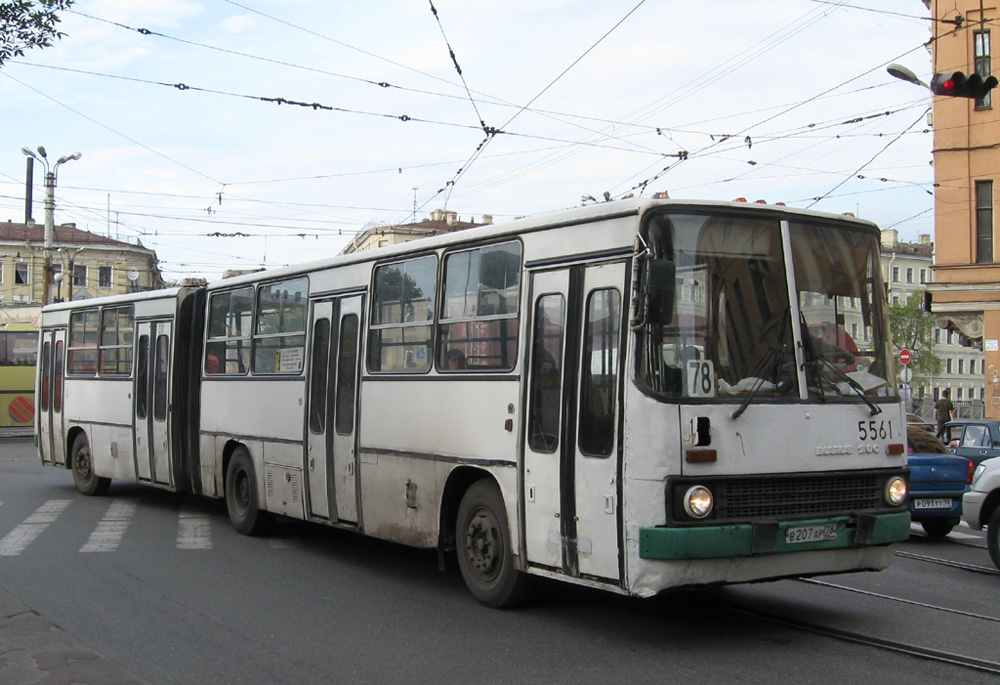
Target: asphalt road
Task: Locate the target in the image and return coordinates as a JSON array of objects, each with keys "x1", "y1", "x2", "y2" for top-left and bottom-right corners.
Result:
[{"x1": 2, "y1": 436, "x2": 998, "y2": 684}]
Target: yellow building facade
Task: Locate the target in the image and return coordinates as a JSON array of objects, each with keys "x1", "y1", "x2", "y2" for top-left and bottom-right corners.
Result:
[
  {"x1": 927, "y1": 0, "x2": 1000, "y2": 417},
  {"x1": 0, "y1": 221, "x2": 164, "y2": 304}
]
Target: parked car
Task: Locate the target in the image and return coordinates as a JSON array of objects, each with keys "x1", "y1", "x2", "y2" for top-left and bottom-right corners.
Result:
[
  {"x1": 907, "y1": 412, "x2": 935, "y2": 434},
  {"x1": 936, "y1": 419, "x2": 1000, "y2": 468},
  {"x1": 907, "y1": 426, "x2": 973, "y2": 538},
  {"x1": 962, "y1": 456, "x2": 1000, "y2": 570}
]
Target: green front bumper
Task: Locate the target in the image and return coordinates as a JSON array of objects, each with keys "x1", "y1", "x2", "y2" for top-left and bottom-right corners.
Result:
[{"x1": 639, "y1": 511, "x2": 911, "y2": 560}]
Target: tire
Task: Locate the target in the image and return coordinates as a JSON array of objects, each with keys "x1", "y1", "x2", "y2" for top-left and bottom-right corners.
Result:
[
  {"x1": 225, "y1": 447, "x2": 273, "y2": 536},
  {"x1": 455, "y1": 479, "x2": 529, "y2": 608},
  {"x1": 988, "y1": 507, "x2": 1000, "y2": 571},
  {"x1": 920, "y1": 518, "x2": 955, "y2": 538},
  {"x1": 70, "y1": 433, "x2": 111, "y2": 496}
]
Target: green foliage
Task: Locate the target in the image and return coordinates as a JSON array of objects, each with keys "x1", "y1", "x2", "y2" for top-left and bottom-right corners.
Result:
[
  {"x1": 888, "y1": 289, "x2": 942, "y2": 380},
  {"x1": 0, "y1": 0, "x2": 73, "y2": 67}
]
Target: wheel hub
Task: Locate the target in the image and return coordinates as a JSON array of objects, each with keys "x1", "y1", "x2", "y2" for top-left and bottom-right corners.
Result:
[{"x1": 465, "y1": 510, "x2": 500, "y2": 575}]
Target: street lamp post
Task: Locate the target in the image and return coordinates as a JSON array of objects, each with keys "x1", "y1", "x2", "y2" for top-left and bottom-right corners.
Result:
[
  {"x1": 886, "y1": 63, "x2": 929, "y2": 90},
  {"x1": 20, "y1": 146, "x2": 81, "y2": 305}
]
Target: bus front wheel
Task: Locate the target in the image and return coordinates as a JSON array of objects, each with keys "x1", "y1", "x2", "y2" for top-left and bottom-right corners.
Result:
[
  {"x1": 455, "y1": 479, "x2": 529, "y2": 608},
  {"x1": 225, "y1": 447, "x2": 273, "y2": 536},
  {"x1": 988, "y1": 507, "x2": 1000, "y2": 571},
  {"x1": 71, "y1": 433, "x2": 111, "y2": 496}
]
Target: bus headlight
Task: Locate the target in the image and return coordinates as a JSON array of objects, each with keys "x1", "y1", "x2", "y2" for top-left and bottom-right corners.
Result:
[
  {"x1": 683, "y1": 485, "x2": 713, "y2": 519},
  {"x1": 884, "y1": 477, "x2": 907, "y2": 506}
]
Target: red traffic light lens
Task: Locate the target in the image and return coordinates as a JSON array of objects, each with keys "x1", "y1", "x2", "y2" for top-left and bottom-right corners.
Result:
[{"x1": 942, "y1": 78, "x2": 956, "y2": 92}]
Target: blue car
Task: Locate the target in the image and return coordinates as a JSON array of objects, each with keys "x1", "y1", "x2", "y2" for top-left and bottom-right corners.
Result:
[
  {"x1": 908, "y1": 426, "x2": 973, "y2": 538},
  {"x1": 937, "y1": 419, "x2": 1000, "y2": 467}
]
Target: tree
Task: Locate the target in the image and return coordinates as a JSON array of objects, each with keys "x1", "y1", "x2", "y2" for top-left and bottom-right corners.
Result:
[
  {"x1": 0, "y1": 0, "x2": 73, "y2": 67},
  {"x1": 888, "y1": 288, "x2": 942, "y2": 384}
]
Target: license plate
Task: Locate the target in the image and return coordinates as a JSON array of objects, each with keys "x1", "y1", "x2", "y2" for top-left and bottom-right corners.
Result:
[
  {"x1": 785, "y1": 523, "x2": 838, "y2": 544},
  {"x1": 913, "y1": 498, "x2": 952, "y2": 510}
]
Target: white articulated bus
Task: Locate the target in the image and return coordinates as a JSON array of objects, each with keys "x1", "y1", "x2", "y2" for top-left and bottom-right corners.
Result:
[{"x1": 36, "y1": 198, "x2": 911, "y2": 606}]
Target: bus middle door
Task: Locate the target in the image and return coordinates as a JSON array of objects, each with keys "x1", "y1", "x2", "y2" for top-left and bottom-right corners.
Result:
[
  {"x1": 306, "y1": 296, "x2": 362, "y2": 524},
  {"x1": 524, "y1": 261, "x2": 625, "y2": 583},
  {"x1": 134, "y1": 320, "x2": 173, "y2": 485}
]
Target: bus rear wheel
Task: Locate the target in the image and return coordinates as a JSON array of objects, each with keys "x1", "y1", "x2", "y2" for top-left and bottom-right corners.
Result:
[
  {"x1": 225, "y1": 447, "x2": 273, "y2": 536},
  {"x1": 455, "y1": 479, "x2": 528, "y2": 607},
  {"x1": 71, "y1": 433, "x2": 111, "y2": 496}
]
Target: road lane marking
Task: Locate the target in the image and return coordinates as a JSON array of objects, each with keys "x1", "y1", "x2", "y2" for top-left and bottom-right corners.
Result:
[
  {"x1": 80, "y1": 499, "x2": 138, "y2": 553},
  {"x1": 177, "y1": 508, "x2": 212, "y2": 550},
  {"x1": 0, "y1": 500, "x2": 72, "y2": 556}
]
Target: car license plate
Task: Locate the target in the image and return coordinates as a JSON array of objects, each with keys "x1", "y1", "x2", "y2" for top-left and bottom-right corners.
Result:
[
  {"x1": 785, "y1": 523, "x2": 838, "y2": 544},
  {"x1": 913, "y1": 498, "x2": 952, "y2": 510}
]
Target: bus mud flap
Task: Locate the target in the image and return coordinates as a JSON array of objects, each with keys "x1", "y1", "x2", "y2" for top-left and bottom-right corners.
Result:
[{"x1": 853, "y1": 513, "x2": 877, "y2": 545}]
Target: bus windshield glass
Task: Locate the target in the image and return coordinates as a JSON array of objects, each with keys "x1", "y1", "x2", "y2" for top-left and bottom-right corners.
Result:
[{"x1": 635, "y1": 210, "x2": 895, "y2": 403}]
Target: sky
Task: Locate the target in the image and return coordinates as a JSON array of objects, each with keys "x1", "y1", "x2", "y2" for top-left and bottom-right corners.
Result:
[{"x1": 0, "y1": 0, "x2": 936, "y2": 283}]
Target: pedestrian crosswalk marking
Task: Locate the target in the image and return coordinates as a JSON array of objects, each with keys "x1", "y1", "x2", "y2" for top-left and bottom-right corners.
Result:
[
  {"x1": 177, "y1": 508, "x2": 212, "y2": 550},
  {"x1": 80, "y1": 499, "x2": 138, "y2": 553},
  {"x1": 0, "y1": 500, "x2": 72, "y2": 556}
]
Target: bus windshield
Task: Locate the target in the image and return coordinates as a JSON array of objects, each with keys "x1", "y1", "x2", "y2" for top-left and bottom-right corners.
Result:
[{"x1": 635, "y1": 210, "x2": 895, "y2": 404}]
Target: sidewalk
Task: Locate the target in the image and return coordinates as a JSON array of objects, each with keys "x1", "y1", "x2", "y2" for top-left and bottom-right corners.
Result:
[{"x1": 0, "y1": 587, "x2": 146, "y2": 684}]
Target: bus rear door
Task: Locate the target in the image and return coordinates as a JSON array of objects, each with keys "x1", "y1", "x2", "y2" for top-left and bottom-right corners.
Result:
[
  {"x1": 523, "y1": 260, "x2": 626, "y2": 582},
  {"x1": 38, "y1": 328, "x2": 67, "y2": 466}
]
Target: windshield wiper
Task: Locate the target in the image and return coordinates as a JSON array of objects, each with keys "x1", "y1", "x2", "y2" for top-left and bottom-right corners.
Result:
[
  {"x1": 800, "y1": 314, "x2": 882, "y2": 416},
  {"x1": 732, "y1": 310, "x2": 791, "y2": 420}
]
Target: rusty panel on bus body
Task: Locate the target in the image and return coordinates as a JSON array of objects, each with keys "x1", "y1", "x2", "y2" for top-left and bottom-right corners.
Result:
[
  {"x1": 64, "y1": 378, "x2": 137, "y2": 482},
  {"x1": 676, "y1": 403, "x2": 907, "y2": 477},
  {"x1": 358, "y1": 380, "x2": 521, "y2": 461},
  {"x1": 200, "y1": 376, "x2": 306, "y2": 502}
]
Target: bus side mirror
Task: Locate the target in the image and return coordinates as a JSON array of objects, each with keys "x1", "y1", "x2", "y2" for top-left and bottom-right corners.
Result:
[{"x1": 644, "y1": 259, "x2": 676, "y2": 326}]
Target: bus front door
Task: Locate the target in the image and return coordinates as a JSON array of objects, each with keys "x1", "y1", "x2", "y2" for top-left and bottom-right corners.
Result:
[
  {"x1": 524, "y1": 261, "x2": 626, "y2": 583},
  {"x1": 306, "y1": 296, "x2": 362, "y2": 524},
  {"x1": 134, "y1": 320, "x2": 173, "y2": 485},
  {"x1": 38, "y1": 328, "x2": 67, "y2": 466}
]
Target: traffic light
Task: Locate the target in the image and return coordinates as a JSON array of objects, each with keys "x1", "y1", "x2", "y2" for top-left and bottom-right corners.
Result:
[{"x1": 930, "y1": 71, "x2": 999, "y2": 99}]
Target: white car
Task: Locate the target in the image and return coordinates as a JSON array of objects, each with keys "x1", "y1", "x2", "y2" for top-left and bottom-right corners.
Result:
[{"x1": 962, "y1": 456, "x2": 1000, "y2": 570}]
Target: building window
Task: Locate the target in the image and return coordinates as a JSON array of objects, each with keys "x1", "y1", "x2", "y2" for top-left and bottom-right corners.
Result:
[
  {"x1": 975, "y1": 30, "x2": 992, "y2": 109},
  {"x1": 920, "y1": 268, "x2": 927, "y2": 284},
  {"x1": 956, "y1": 388, "x2": 963, "y2": 401},
  {"x1": 976, "y1": 180, "x2": 994, "y2": 264},
  {"x1": 14, "y1": 263, "x2": 28, "y2": 285},
  {"x1": 959, "y1": 358, "x2": 965, "y2": 374},
  {"x1": 99, "y1": 266, "x2": 112, "y2": 288},
  {"x1": 934, "y1": 328, "x2": 941, "y2": 344},
  {"x1": 892, "y1": 266, "x2": 899, "y2": 282},
  {"x1": 906, "y1": 267, "x2": 913, "y2": 284},
  {"x1": 73, "y1": 264, "x2": 87, "y2": 287},
  {"x1": 946, "y1": 358, "x2": 953, "y2": 374}
]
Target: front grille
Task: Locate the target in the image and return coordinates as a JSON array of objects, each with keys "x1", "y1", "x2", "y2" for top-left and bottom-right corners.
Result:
[
  {"x1": 718, "y1": 475, "x2": 882, "y2": 518},
  {"x1": 669, "y1": 471, "x2": 900, "y2": 524}
]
